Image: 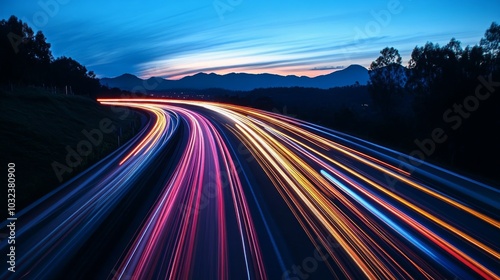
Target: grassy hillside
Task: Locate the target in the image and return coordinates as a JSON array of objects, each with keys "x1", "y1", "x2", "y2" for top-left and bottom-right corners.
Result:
[{"x1": 0, "y1": 87, "x2": 142, "y2": 216}]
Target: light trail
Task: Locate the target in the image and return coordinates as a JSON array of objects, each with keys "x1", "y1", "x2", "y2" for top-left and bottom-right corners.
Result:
[{"x1": 1, "y1": 97, "x2": 498, "y2": 280}]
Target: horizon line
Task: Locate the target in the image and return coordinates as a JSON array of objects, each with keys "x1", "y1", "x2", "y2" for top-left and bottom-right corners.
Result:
[{"x1": 100, "y1": 64, "x2": 368, "y2": 80}]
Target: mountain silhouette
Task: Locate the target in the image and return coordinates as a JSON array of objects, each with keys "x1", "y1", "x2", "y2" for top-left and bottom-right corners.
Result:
[{"x1": 100, "y1": 65, "x2": 368, "y2": 91}]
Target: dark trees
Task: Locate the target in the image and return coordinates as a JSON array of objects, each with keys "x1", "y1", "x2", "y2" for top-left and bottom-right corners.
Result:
[
  {"x1": 50, "y1": 57, "x2": 101, "y2": 95},
  {"x1": 0, "y1": 16, "x2": 53, "y2": 85},
  {"x1": 0, "y1": 15, "x2": 100, "y2": 95},
  {"x1": 368, "y1": 22, "x2": 500, "y2": 180},
  {"x1": 368, "y1": 47, "x2": 407, "y2": 114}
]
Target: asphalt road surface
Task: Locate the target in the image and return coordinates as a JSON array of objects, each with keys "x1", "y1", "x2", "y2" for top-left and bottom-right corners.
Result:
[{"x1": 1, "y1": 98, "x2": 499, "y2": 279}]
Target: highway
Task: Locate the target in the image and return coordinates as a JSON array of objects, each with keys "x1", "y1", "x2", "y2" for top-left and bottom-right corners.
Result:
[{"x1": 1, "y1": 98, "x2": 499, "y2": 279}]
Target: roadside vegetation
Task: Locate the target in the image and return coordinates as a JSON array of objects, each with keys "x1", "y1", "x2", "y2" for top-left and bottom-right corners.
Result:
[
  {"x1": 0, "y1": 16, "x2": 143, "y2": 216},
  {"x1": 0, "y1": 86, "x2": 141, "y2": 217}
]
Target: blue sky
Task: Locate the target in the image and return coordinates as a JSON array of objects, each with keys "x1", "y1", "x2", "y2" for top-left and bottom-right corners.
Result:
[{"x1": 2, "y1": 0, "x2": 499, "y2": 79}]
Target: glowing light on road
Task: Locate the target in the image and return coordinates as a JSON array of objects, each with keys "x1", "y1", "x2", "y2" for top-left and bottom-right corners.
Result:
[{"x1": 2, "y1": 97, "x2": 497, "y2": 279}]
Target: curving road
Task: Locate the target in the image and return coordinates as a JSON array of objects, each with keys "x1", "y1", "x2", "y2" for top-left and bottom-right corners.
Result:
[{"x1": 1, "y1": 98, "x2": 499, "y2": 279}]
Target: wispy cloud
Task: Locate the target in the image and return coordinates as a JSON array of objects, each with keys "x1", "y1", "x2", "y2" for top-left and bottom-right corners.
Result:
[
  {"x1": 2, "y1": 0, "x2": 498, "y2": 78},
  {"x1": 311, "y1": 66, "x2": 345, "y2": 71}
]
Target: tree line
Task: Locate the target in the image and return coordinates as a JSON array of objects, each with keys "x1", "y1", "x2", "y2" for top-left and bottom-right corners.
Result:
[
  {"x1": 0, "y1": 15, "x2": 101, "y2": 96},
  {"x1": 1, "y1": 14, "x2": 498, "y2": 183},
  {"x1": 369, "y1": 23, "x2": 499, "y2": 120},
  {"x1": 368, "y1": 22, "x2": 500, "y2": 183},
  {"x1": 178, "y1": 22, "x2": 500, "y2": 183}
]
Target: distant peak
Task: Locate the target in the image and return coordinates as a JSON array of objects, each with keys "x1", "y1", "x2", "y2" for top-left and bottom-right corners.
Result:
[
  {"x1": 192, "y1": 72, "x2": 209, "y2": 76},
  {"x1": 107, "y1": 73, "x2": 140, "y2": 80},
  {"x1": 344, "y1": 64, "x2": 367, "y2": 70},
  {"x1": 147, "y1": 76, "x2": 164, "y2": 80},
  {"x1": 100, "y1": 64, "x2": 369, "y2": 91}
]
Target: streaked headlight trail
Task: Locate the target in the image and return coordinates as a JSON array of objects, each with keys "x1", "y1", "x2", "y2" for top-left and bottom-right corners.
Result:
[{"x1": 1, "y1": 98, "x2": 498, "y2": 280}]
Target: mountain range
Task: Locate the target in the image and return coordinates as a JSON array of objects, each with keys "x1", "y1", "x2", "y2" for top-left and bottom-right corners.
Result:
[{"x1": 100, "y1": 64, "x2": 369, "y2": 91}]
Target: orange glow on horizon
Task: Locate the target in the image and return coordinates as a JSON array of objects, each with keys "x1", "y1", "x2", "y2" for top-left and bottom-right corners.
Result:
[{"x1": 138, "y1": 66, "x2": 358, "y2": 80}]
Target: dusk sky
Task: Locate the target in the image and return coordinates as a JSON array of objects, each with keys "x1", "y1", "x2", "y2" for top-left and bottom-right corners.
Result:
[{"x1": 2, "y1": 0, "x2": 499, "y2": 79}]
